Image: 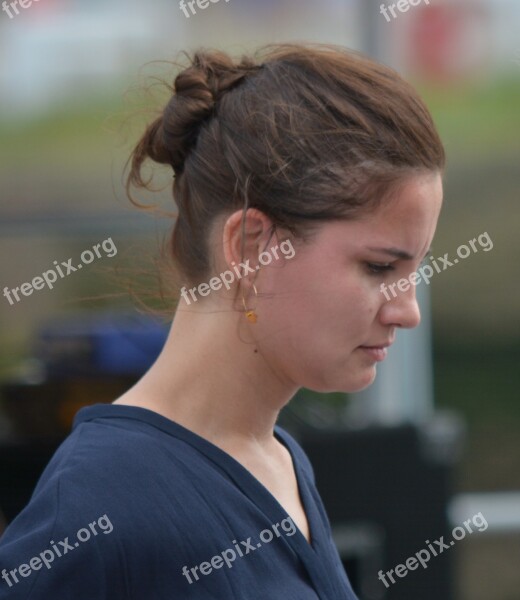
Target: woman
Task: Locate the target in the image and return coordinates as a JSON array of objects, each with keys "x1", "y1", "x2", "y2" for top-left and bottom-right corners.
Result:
[{"x1": 0, "y1": 44, "x2": 444, "y2": 599}]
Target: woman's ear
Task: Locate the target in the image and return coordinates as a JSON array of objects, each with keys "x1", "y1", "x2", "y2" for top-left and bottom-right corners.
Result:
[{"x1": 221, "y1": 208, "x2": 275, "y2": 283}]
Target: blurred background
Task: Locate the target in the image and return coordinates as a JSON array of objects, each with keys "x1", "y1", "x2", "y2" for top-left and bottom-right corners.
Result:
[{"x1": 0, "y1": 0, "x2": 519, "y2": 599}]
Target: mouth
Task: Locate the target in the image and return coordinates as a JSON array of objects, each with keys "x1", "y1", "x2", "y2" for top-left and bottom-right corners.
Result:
[
  {"x1": 357, "y1": 340, "x2": 394, "y2": 362},
  {"x1": 363, "y1": 338, "x2": 394, "y2": 348}
]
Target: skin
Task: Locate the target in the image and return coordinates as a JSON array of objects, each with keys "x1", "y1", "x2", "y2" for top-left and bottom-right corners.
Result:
[{"x1": 114, "y1": 171, "x2": 443, "y2": 540}]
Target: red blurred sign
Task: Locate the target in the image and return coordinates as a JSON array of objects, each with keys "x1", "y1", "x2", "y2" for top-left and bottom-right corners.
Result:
[{"x1": 409, "y1": 3, "x2": 490, "y2": 81}]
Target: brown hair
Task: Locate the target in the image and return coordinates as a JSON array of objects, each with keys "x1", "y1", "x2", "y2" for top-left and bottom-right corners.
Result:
[{"x1": 126, "y1": 43, "x2": 445, "y2": 288}]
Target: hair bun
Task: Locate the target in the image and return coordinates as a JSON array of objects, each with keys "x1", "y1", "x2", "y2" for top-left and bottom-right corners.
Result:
[{"x1": 161, "y1": 51, "x2": 261, "y2": 173}]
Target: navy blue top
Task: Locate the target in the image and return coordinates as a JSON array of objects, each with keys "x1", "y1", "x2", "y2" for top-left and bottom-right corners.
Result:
[{"x1": 0, "y1": 404, "x2": 358, "y2": 599}]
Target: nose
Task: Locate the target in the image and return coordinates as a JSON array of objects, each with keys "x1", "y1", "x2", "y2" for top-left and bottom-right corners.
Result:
[{"x1": 379, "y1": 286, "x2": 421, "y2": 329}]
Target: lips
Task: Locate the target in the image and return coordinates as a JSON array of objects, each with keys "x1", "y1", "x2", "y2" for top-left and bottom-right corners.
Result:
[
  {"x1": 358, "y1": 346, "x2": 388, "y2": 361},
  {"x1": 358, "y1": 340, "x2": 394, "y2": 362},
  {"x1": 360, "y1": 341, "x2": 393, "y2": 349}
]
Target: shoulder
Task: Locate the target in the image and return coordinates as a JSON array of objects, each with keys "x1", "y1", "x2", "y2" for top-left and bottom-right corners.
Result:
[
  {"x1": 0, "y1": 425, "x2": 122, "y2": 597},
  {"x1": 0, "y1": 406, "x2": 192, "y2": 568},
  {"x1": 37, "y1": 408, "x2": 162, "y2": 489},
  {"x1": 21, "y1": 404, "x2": 206, "y2": 528}
]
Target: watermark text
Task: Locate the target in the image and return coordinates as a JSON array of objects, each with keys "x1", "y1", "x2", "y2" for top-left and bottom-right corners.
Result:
[
  {"x1": 1, "y1": 514, "x2": 113, "y2": 588},
  {"x1": 378, "y1": 511, "x2": 488, "y2": 588},
  {"x1": 182, "y1": 516, "x2": 296, "y2": 584},
  {"x1": 3, "y1": 237, "x2": 118, "y2": 306},
  {"x1": 380, "y1": 231, "x2": 493, "y2": 300},
  {"x1": 180, "y1": 239, "x2": 295, "y2": 305}
]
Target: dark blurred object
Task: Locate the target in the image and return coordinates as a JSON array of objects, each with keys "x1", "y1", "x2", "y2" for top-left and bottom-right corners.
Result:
[
  {"x1": 0, "y1": 312, "x2": 168, "y2": 441},
  {"x1": 0, "y1": 440, "x2": 61, "y2": 524},
  {"x1": 0, "y1": 376, "x2": 135, "y2": 441},
  {"x1": 35, "y1": 312, "x2": 169, "y2": 378},
  {"x1": 0, "y1": 506, "x2": 6, "y2": 536},
  {"x1": 279, "y1": 408, "x2": 462, "y2": 600},
  {"x1": 0, "y1": 312, "x2": 169, "y2": 525}
]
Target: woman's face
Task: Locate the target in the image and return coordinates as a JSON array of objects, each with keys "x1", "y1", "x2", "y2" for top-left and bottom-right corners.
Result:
[{"x1": 255, "y1": 172, "x2": 444, "y2": 393}]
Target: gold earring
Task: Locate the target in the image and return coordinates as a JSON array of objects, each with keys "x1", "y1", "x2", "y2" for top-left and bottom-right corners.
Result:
[{"x1": 242, "y1": 283, "x2": 258, "y2": 323}]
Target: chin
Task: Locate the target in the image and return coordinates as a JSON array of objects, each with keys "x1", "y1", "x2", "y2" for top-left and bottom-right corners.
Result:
[
  {"x1": 307, "y1": 365, "x2": 377, "y2": 394},
  {"x1": 342, "y1": 366, "x2": 377, "y2": 393}
]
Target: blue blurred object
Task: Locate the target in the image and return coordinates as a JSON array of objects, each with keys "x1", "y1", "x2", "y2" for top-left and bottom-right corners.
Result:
[{"x1": 34, "y1": 312, "x2": 169, "y2": 378}]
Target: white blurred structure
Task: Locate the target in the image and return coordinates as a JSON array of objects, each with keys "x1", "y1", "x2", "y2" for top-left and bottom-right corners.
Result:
[
  {"x1": 0, "y1": 1, "x2": 184, "y2": 118},
  {"x1": 1, "y1": 0, "x2": 518, "y2": 119}
]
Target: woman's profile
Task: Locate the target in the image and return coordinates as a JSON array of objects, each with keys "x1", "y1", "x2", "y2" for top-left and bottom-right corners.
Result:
[{"x1": 0, "y1": 43, "x2": 444, "y2": 599}]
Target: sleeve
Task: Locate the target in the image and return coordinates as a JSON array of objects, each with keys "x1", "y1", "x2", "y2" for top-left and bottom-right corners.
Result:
[{"x1": 0, "y1": 472, "x2": 116, "y2": 600}]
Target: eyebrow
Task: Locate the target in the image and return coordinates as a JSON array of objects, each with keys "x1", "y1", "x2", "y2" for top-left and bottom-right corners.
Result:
[{"x1": 366, "y1": 246, "x2": 433, "y2": 261}]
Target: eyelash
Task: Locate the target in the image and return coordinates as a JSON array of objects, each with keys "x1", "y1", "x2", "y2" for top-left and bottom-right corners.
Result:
[
  {"x1": 366, "y1": 262, "x2": 394, "y2": 275},
  {"x1": 366, "y1": 257, "x2": 430, "y2": 275}
]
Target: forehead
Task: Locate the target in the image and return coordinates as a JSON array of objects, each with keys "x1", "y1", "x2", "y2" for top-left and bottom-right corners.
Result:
[
  {"x1": 369, "y1": 173, "x2": 443, "y2": 224},
  {"x1": 318, "y1": 172, "x2": 443, "y2": 250}
]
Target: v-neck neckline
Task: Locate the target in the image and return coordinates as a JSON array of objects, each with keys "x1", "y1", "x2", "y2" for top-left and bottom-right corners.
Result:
[
  {"x1": 273, "y1": 426, "x2": 319, "y2": 551},
  {"x1": 75, "y1": 404, "x2": 320, "y2": 554}
]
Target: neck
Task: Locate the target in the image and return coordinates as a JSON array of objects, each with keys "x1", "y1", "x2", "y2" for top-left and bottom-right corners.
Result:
[{"x1": 121, "y1": 305, "x2": 298, "y2": 450}]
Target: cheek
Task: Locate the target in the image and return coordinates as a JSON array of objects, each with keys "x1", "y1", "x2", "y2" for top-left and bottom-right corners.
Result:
[
  {"x1": 255, "y1": 275, "x2": 382, "y2": 392},
  {"x1": 258, "y1": 265, "x2": 378, "y2": 355},
  {"x1": 332, "y1": 284, "x2": 380, "y2": 344}
]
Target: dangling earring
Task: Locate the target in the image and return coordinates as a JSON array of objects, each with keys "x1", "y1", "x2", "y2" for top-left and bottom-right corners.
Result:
[{"x1": 242, "y1": 283, "x2": 258, "y2": 323}]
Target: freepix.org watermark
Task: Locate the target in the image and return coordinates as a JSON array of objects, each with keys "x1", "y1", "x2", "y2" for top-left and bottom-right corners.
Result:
[
  {"x1": 1, "y1": 514, "x2": 113, "y2": 588},
  {"x1": 379, "y1": 0, "x2": 430, "y2": 23},
  {"x1": 182, "y1": 516, "x2": 297, "y2": 584},
  {"x1": 2, "y1": 237, "x2": 118, "y2": 306},
  {"x1": 1, "y1": 0, "x2": 40, "y2": 19},
  {"x1": 380, "y1": 231, "x2": 493, "y2": 300},
  {"x1": 378, "y1": 511, "x2": 488, "y2": 589},
  {"x1": 180, "y1": 239, "x2": 295, "y2": 305},
  {"x1": 179, "y1": 0, "x2": 230, "y2": 19}
]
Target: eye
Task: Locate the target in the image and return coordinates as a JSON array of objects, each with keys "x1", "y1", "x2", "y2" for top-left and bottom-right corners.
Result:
[{"x1": 366, "y1": 262, "x2": 394, "y2": 274}]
